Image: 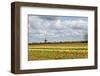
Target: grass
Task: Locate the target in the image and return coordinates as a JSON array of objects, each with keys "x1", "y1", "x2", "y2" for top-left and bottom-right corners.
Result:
[{"x1": 28, "y1": 42, "x2": 88, "y2": 61}]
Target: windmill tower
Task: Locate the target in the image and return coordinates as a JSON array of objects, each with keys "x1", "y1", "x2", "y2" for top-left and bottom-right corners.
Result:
[
  {"x1": 44, "y1": 37, "x2": 47, "y2": 43},
  {"x1": 44, "y1": 31, "x2": 47, "y2": 43}
]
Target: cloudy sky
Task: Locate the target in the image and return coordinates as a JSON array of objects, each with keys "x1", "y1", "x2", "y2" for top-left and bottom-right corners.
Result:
[{"x1": 28, "y1": 15, "x2": 88, "y2": 43}]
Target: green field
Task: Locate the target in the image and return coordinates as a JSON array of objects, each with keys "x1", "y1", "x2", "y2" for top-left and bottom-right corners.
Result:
[{"x1": 28, "y1": 42, "x2": 88, "y2": 61}]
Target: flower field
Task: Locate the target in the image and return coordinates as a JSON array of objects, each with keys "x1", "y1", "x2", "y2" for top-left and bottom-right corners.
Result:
[{"x1": 28, "y1": 42, "x2": 88, "y2": 61}]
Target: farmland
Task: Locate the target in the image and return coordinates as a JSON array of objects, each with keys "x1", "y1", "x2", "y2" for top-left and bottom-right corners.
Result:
[{"x1": 28, "y1": 42, "x2": 88, "y2": 61}]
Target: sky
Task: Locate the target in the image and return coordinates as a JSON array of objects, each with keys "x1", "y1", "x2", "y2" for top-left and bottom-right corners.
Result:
[{"x1": 28, "y1": 15, "x2": 88, "y2": 43}]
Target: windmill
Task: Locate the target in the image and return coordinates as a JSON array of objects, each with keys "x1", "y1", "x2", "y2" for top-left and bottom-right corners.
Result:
[
  {"x1": 44, "y1": 30, "x2": 47, "y2": 43},
  {"x1": 44, "y1": 37, "x2": 47, "y2": 43}
]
